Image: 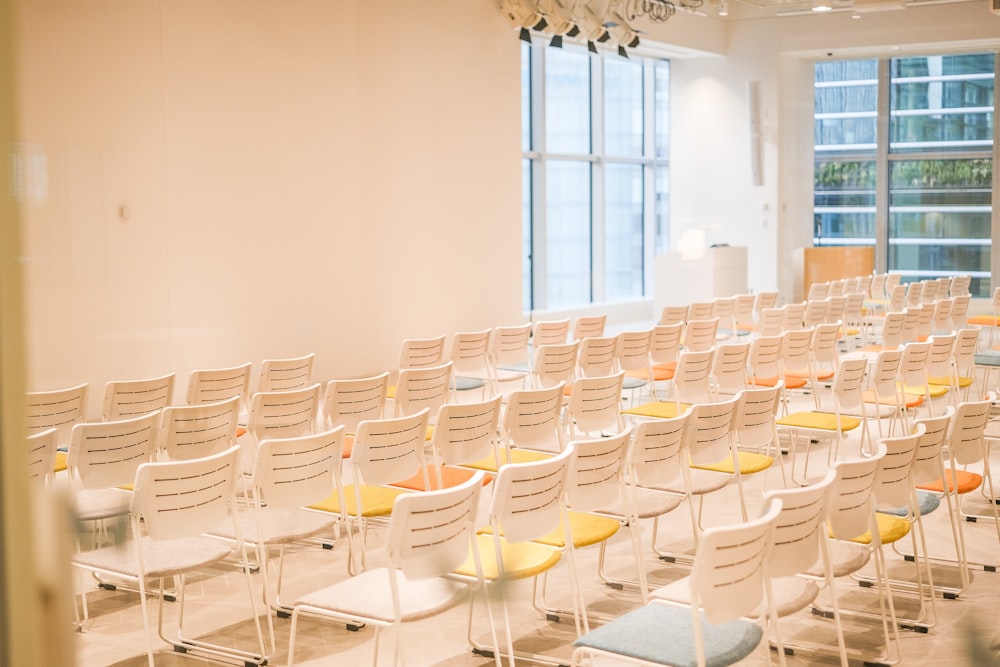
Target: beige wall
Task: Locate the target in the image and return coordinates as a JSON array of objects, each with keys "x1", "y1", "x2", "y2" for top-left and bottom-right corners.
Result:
[{"x1": 13, "y1": 0, "x2": 522, "y2": 413}]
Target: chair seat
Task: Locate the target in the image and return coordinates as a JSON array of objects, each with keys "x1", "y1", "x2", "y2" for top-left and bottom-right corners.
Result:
[
  {"x1": 54, "y1": 451, "x2": 67, "y2": 474},
  {"x1": 861, "y1": 389, "x2": 924, "y2": 409},
  {"x1": 572, "y1": 601, "x2": 764, "y2": 667},
  {"x1": 74, "y1": 487, "x2": 133, "y2": 522},
  {"x1": 391, "y1": 465, "x2": 494, "y2": 491},
  {"x1": 73, "y1": 535, "x2": 235, "y2": 580},
  {"x1": 880, "y1": 489, "x2": 941, "y2": 518},
  {"x1": 217, "y1": 507, "x2": 338, "y2": 545},
  {"x1": 974, "y1": 351, "x2": 1000, "y2": 367},
  {"x1": 750, "y1": 375, "x2": 807, "y2": 390},
  {"x1": 600, "y1": 487, "x2": 685, "y2": 520},
  {"x1": 461, "y1": 448, "x2": 553, "y2": 472},
  {"x1": 647, "y1": 467, "x2": 732, "y2": 496},
  {"x1": 623, "y1": 401, "x2": 690, "y2": 420},
  {"x1": 653, "y1": 574, "x2": 819, "y2": 619},
  {"x1": 803, "y1": 539, "x2": 870, "y2": 578},
  {"x1": 453, "y1": 533, "x2": 561, "y2": 581},
  {"x1": 928, "y1": 375, "x2": 974, "y2": 389},
  {"x1": 784, "y1": 369, "x2": 835, "y2": 382},
  {"x1": 902, "y1": 383, "x2": 949, "y2": 398},
  {"x1": 916, "y1": 468, "x2": 982, "y2": 495},
  {"x1": 294, "y1": 567, "x2": 468, "y2": 624},
  {"x1": 622, "y1": 375, "x2": 648, "y2": 391},
  {"x1": 452, "y1": 376, "x2": 487, "y2": 392},
  {"x1": 691, "y1": 451, "x2": 773, "y2": 475},
  {"x1": 837, "y1": 512, "x2": 911, "y2": 546},
  {"x1": 480, "y1": 511, "x2": 620, "y2": 549},
  {"x1": 309, "y1": 484, "x2": 407, "y2": 517},
  {"x1": 967, "y1": 315, "x2": 1000, "y2": 327},
  {"x1": 776, "y1": 411, "x2": 861, "y2": 432}
]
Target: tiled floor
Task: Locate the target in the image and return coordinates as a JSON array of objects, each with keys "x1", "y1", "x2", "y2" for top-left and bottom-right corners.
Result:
[{"x1": 71, "y1": 377, "x2": 1000, "y2": 667}]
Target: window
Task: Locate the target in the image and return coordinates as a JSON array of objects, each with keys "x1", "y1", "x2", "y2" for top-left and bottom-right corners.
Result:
[
  {"x1": 814, "y1": 53, "x2": 997, "y2": 297},
  {"x1": 521, "y1": 42, "x2": 670, "y2": 312}
]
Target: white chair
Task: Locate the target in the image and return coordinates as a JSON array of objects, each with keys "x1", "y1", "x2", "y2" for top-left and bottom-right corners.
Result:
[
  {"x1": 532, "y1": 341, "x2": 579, "y2": 389},
  {"x1": 24, "y1": 382, "x2": 89, "y2": 448},
  {"x1": 287, "y1": 470, "x2": 489, "y2": 667},
  {"x1": 570, "y1": 313, "x2": 607, "y2": 341},
  {"x1": 489, "y1": 323, "x2": 533, "y2": 392},
  {"x1": 396, "y1": 336, "x2": 447, "y2": 370},
  {"x1": 565, "y1": 372, "x2": 625, "y2": 439},
  {"x1": 156, "y1": 395, "x2": 241, "y2": 461},
  {"x1": 26, "y1": 427, "x2": 59, "y2": 489},
  {"x1": 185, "y1": 362, "x2": 252, "y2": 418},
  {"x1": 571, "y1": 498, "x2": 783, "y2": 667},
  {"x1": 449, "y1": 328, "x2": 494, "y2": 398},
  {"x1": 390, "y1": 361, "x2": 453, "y2": 418},
  {"x1": 72, "y1": 446, "x2": 267, "y2": 667},
  {"x1": 532, "y1": 318, "x2": 571, "y2": 348}
]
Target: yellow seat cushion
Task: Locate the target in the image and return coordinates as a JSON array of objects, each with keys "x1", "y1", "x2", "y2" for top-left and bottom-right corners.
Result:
[
  {"x1": 903, "y1": 383, "x2": 949, "y2": 398},
  {"x1": 54, "y1": 451, "x2": 67, "y2": 474},
  {"x1": 692, "y1": 451, "x2": 773, "y2": 475},
  {"x1": 309, "y1": 484, "x2": 406, "y2": 517},
  {"x1": 454, "y1": 533, "x2": 561, "y2": 581},
  {"x1": 861, "y1": 389, "x2": 924, "y2": 409},
  {"x1": 391, "y1": 465, "x2": 494, "y2": 491},
  {"x1": 623, "y1": 401, "x2": 689, "y2": 420},
  {"x1": 777, "y1": 411, "x2": 861, "y2": 432},
  {"x1": 928, "y1": 376, "x2": 974, "y2": 389},
  {"x1": 916, "y1": 468, "x2": 982, "y2": 495},
  {"x1": 838, "y1": 512, "x2": 911, "y2": 545},
  {"x1": 480, "y1": 511, "x2": 620, "y2": 549},
  {"x1": 461, "y1": 448, "x2": 554, "y2": 472},
  {"x1": 386, "y1": 384, "x2": 397, "y2": 399}
]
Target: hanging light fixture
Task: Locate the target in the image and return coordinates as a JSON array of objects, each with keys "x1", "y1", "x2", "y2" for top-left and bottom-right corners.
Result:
[{"x1": 718, "y1": 0, "x2": 729, "y2": 16}]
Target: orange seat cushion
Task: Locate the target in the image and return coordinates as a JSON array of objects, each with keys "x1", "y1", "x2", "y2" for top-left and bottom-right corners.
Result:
[
  {"x1": 784, "y1": 369, "x2": 835, "y2": 382},
  {"x1": 750, "y1": 375, "x2": 807, "y2": 390},
  {"x1": 916, "y1": 468, "x2": 982, "y2": 495},
  {"x1": 392, "y1": 465, "x2": 494, "y2": 491}
]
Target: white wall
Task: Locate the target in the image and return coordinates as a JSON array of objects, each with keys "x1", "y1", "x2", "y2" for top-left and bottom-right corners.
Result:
[{"x1": 13, "y1": 0, "x2": 522, "y2": 413}]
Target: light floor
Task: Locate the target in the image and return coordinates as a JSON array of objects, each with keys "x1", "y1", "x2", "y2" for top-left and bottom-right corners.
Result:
[{"x1": 72, "y1": 382, "x2": 1000, "y2": 667}]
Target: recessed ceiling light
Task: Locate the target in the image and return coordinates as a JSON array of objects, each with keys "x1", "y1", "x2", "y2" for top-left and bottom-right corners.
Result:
[{"x1": 812, "y1": 0, "x2": 833, "y2": 11}]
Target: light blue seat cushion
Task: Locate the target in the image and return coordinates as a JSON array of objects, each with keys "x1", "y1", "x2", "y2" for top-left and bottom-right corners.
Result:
[
  {"x1": 881, "y1": 489, "x2": 941, "y2": 518},
  {"x1": 573, "y1": 602, "x2": 763, "y2": 667},
  {"x1": 452, "y1": 376, "x2": 486, "y2": 391},
  {"x1": 974, "y1": 351, "x2": 1000, "y2": 367}
]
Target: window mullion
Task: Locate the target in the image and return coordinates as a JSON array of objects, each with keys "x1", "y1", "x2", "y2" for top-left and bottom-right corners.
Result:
[
  {"x1": 875, "y1": 58, "x2": 891, "y2": 274},
  {"x1": 591, "y1": 53, "x2": 605, "y2": 305},
  {"x1": 531, "y1": 44, "x2": 548, "y2": 311}
]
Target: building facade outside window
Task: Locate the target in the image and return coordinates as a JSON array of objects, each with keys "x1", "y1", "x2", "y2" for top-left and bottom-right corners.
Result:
[
  {"x1": 814, "y1": 52, "x2": 997, "y2": 297},
  {"x1": 521, "y1": 42, "x2": 670, "y2": 312}
]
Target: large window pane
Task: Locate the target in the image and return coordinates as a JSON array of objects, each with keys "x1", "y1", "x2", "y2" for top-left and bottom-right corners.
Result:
[
  {"x1": 654, "y1": 61, "x2": 670, "y2": 160},
  {"x1": 888, "y1": 158, "x2": 993, "y2": 296},
  {"x1": 605, "y1": 163, "x2": 643, "y2": 300},
  {"x1": 546, "y1": 160, "x2": 592, "y2": 308},
  {"x1": 655, "y1": 166, "x2": 670, "y2": 255},
  {"x1": 604, "y1": 58, "x2": 643, "y2": 157},
  {"x1": 814, "y1": 159, "x2": 876, "y2": 245},
  {"x1": 815, "y1": 59, "x2": 878, "y2": 151},
  {"x1": 522, "y1": 158, "x2": 532, "y2": 310},
  {"x1": 545, "y1": 49, "x2": 591, "y2": 154}
]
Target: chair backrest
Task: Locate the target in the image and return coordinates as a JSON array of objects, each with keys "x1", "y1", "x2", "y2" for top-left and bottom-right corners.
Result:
[
  {"x1": 779, "y1": 327, "x2": 814, "y2": 375},
  {"x1": 828, "y1": 279, "x2": 846, "y2": 297},
  {"x1": 246, "y1": 383, "x2": 322, "y2": 444},
  {"x1": 673, "y1": 348, "x2": 715, "y2": 405},
  {"x1": 351, "y1": 409, "x2": 430, "y2": 487},
  {"x1": 564, "y1": 429, "x2": 631, "y2": 512},
  {"x1": 490, "y1": 323, "x2": 532, "y2": 369},
  {"x1": 387, "y1": 469, "x2": 486, "y2": 581},
  {"x1": 102, "y1": 373, "x2": 175, "y2": 421},
  {"x1": 158, "y1": 395, "x2": 241, "y2": 461},
  {"x1": 254, "y1": 426, "x2": 345, "y2": 510},
  {"x1": 879, "y1": 311, "x2": 906, "y2": 349},
  {"x1": 781, "y1": 302, "x2": 806, "y2": 331},
  {"x1": 488, "y1": 445, "x2": 574, "y2": 544},
  {"x1": 887, "y1": 282, "x2": 906, "y2": 312},
  {"x1": 571, "y1": 314, "x2": 607, "y2": 342},
  {"x1": 842, "y1": 292, "x2": 866, "y2": 326},
  {"x1": 898, "y1": 341, "x2": 931, "y2": 388},
  {"x1": 712, "y1": 296, "x2": 738, "y2": 333},
  {"x1": 567, "y1": 372, "x2": 625, "y2": 437},
  {"x1": 257, "y1": 353, "x2": 315, "y2": 393},
  {"x1": 911, "y1": 408, "x2": 954, "y2": 486},
  {"x1": 533, "y1": 341, "x2": 579, "y2": 389},
  {"x1": 614, "y1": 329, "x2": 653, "y2": 373},
  {"x1": 68, "y1": 411, "x2": 160, "y2": 490},
  {"x1": 951, "y1": 294, "x2": 971, "y2": 328},
  {"x1": 649, "y1": 323, "x2": 683, "y2": 366},
  {"x1": 733, "y1": 382, "x2": 783, "y2": 450},
  {"x1": 802, "y1": 299, "x2": 828, "y2": 328},
  {"x1": 503, "y1": 383, "x2": 565, "y2": 453},
  {"x1": 690, "y1": 497, "x2": 782, "y2": 624},
  {"x1": 576, "y1": 335, "x2": 618, "y2": 378},
  {"x1": 914, "y1": 303, "x2": 935, "y2": 340},
  {"x1": 825, "y1": 296, "x2": 847, "y2": 324},
  {"x1": 733, "y1": 294, "x2": 757, "y2": 327},
  {"x1": 398, "y1": 337, "x2": 447, "y2": 370},
  {"x1": 869, "y1": 273, "x2": 888, "y2": 301},
  {"x1": 762, "y1": 468, "x2": 836, "y2": 578},
  {"x1": 811, "y1": 322, "x2": 843, "y2": 368},
  {"x1": 951, "y1": 275, "x2": 971, "y2": 298},
  {"x1": 685, "y1": 394, "x2": 739, "y2": 465},
  {"x1": 807, "y1": 282, "x2": 830, "y2": 301},
  {"x1": 322, "y1": 372, "x2": 389, "y2": 432},
  {"x1": 925, "y1": 333, "x2": 956, "y2": 379},
  {"x1": 683, "y1": 318, "x2": 719, "y2": 353},
  {"x1": 905, "y1": 281, "x2": 923, "y2": 308},
  {"x1": 869, "y1": 349, "x2": 903, "y2": 398},
  {"x1": 872, "y1": 424, "x2": 925, "y2": 510},
  {"x1": 920, "y1": 280, "x2": 939, "y2": 304},
  {"x1": 627, "y1": 410, "x2": 689, "y2": 488},
  {"x1": 948, "y1": 394, "x2": 994, "y2": 466},
  {"x1": 885, "y1": 272, "x2": 902, "y2": 297},
  {"x1": 533, "y1": 319, "x2": 571, "y2": 347},
  {"x1": 754, "y1": 291, "x2": 779, "y2": 316},
  {"x1": 26, "y1": 427, "x2": 58, "y2": 488},
  {"x1": 659, "y1": 305, "x2": 690, "y2": 326},
  {"x1": 186, "y1": 362, "x2": 252, "y2": 411},
  {"x1": 687, "y1": 302, "x2": 715, "y2": 321},
  {"x1": 828, "y1": 442, "x2": 886, "y2": 541},
  {"x1": 756, "y1": 307, "x2": 784, "y2": 337},
  {"x1": 432, "y1": 395, "x2": 503, "y2": 467},
  {"x1": 712, "y1": 342, "x2": 750, "y2": 396},
  {"x1": 952, "y1": 328, "x2": 979, "y2": 377},
  {"x1": 450, "y1": 329, "x2": 493, "y2": 378},
  {"x1": 831, "y1": 356, "x2": 869, "y2": 412},
  {"x1": 748, "y1": 334, "x2": 783, "y2": 380},
  {"x1": 932, "y1": 298, "x2": 954, "y2": 334},
  {"x1": 25, "y1": 382, "x2": 89, "y2": 446},
  {"x1": 132, "y1": 445, "x2": 241, "y2": 542},
  {"x1": 393, "y1": 362, "x2": 454, "y2": 418}
]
